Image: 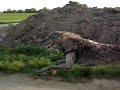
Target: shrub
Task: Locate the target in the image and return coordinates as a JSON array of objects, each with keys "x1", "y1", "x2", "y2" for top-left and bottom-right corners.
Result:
[
  {"x1": 0, "y1": 45, "x2": 120, "y2": 79},
  {"x1": 10, "y1": 45, "x2": 49, "y2": 56},
  {"x1": 27, "y1": 57, "x2": 51, "y2": 68},
  {"x1": 0, "y1": 61, "x2": 25, "y2": 73},
  {"x1": 0, "y1": 47, "x2": 10, "y2": 54},
  {"x1": 49, "y1": 50, "x2": 64, "y2": 61},
  {"x1": 91, "y1": 66, "x2": 120, "y2": 78},
  {"x1": 56, "y1": 65, "x2": 91, "y2": 79}
]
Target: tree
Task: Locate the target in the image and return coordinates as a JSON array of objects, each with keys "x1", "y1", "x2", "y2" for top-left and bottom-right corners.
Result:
[
  {"x1": 11, "y1": 10, "x2": 17, "y2": 13},
  {"x1": 31, "y1": 8, "x2": 37, "y2": 13},
  {"x1": 38, "y1": 7, "x2": 49, "y2": 13},
  {"x1": 25, "y1": 9, "x2": 31, "y2": 13},
  {"x1": 18, "y1": 9, "x2": 24, "y2": 13},
  {"x1": 24, "y1": 8, "x2": 37, "y2": 13}
]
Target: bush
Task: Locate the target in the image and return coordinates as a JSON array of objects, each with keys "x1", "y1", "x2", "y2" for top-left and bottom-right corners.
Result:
[
  {"x1": 0, "y1": 61, "x2": 25, "y2": 73},
  {"x1": 49, "y1": 50, "x2": 64, "y2": 61},
  {"x1": 27, "y1": 57, "x2": 51, "y2": 68},
  {"x1": 9, "y1": 45, "x2": 64, "y2": 61},
  {"x1": 0, "y1": 45, "x2": 120, "y2": 79},
  {"x1": 10, "y1": 45, "x2": 49, "y2": 55},
  {"x1": 91, "y1": 66, "x2": 120, "y2": 78},
  {"x1": 56, "y1": 65, "x2": 91, "y2": 79},
  {"x1": 55, "y1": 65, "x2": 120, "y2": 79},
  {"x1": 0, "y1": 47, "x2": 10, "y2": 54}
]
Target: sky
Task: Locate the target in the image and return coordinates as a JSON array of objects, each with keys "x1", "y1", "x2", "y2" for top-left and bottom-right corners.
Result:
[{"x1": 0, "y1": 0, "x2": 120, "y2": 11}]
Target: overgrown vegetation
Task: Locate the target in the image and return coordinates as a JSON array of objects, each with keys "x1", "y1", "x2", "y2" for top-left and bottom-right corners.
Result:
[
  {"x1": 0, "y1": 13, "x2": 36, "y2": 23},
  {"x1": 0, "y1": 45, "x2": 120, "y2": 79},
  {"x1": 57, "y1": 65, "x2": 120, "y2": 80},
  {"x1": 0, "y1": 45, "x2": 64, "y2": 74}
]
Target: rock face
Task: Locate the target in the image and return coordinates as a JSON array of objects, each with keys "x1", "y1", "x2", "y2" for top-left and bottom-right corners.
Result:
[{"x1": 1, "y1": 1, "x2": 120, "y2": 47}]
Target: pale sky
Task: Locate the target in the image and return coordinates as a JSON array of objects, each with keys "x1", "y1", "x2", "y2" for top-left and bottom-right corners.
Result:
[{"x1": 0, "y1": 0, "x2": 120, "y2": 11}]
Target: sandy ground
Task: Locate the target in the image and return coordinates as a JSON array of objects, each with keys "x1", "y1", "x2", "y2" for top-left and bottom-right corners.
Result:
[{"x1": 0, "y1": 73, "x2": 120, "y2": 90}]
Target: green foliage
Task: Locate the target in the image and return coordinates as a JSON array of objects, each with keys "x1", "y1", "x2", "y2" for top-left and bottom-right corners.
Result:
[
  {"x1": 0, "y1": 47, "x2": 10, "y2": 54},
  {"x1": 56, "y1": 65, "x2": 91, "y2": 79},
  {"x1": 21, "y1": 67, "x2": 38, "y2": 75},
  {"x1": 3, "y1": 8, "x2": 49, "y2": 13},
  {"x1": 0, "y1": 45, "x2": 120, "y2": 79},
  {"x1": 0, "y1": 61, "x2": 25, "y2": 73},
  {"x1": 27, "y1": 57, "x2": 51, "y2": 68},
  {"x1": 10, "y1": 45, "x2": 64, "y2": 61},
  {"x1": 49, "y1": 50, "x2": 64, "y2": 61},
  {"x1": 72, "y1": 65, "x2": 91, "y2": 77},
  {"x1": 25, "y1": 8, "x2": 37, "y2": 13},
  {"x1": 39, "y1": 7, "x2": 49, "y2": 13},
  {"x1": 0, "y1": 45, "x2": 63, "y2": 73},
  {"x1": 56, "y1": 65, "x2": 120, "y2": 79},
  {"x1": 91, "y1": 66, "x2": 120, "y2": 78},
  {"x1": 10, "y1": 45, "x2": 49, "y2": 56},
  {"x1": 0, "y1": 13, "x2": 36, "y2": 23}
]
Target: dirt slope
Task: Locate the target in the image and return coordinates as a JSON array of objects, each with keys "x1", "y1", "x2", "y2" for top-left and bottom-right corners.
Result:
[
  {"x1": 0, "y1": 73, "x2": 120, "y2": 90},
  {"x1": 1, "y1": 1, "x2": 120, "y2": 47}
]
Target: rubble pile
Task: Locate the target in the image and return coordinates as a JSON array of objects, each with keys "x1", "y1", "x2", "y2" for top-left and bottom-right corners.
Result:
[{"x1": 1, "y1": 1, "x2": 120, "y2": 47}]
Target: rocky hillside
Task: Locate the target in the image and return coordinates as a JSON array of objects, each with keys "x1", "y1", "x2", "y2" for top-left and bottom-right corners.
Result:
[{"x1": 1, "y1": 1, "x2": 120, "y2": 47}]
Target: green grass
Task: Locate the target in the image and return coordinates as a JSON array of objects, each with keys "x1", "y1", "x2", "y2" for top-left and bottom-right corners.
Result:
[
  {"x1": 0, "y1": 13, "x2": 36, "y2": 23},
  {"x1": 56, "y1": 65, "x2": 120, "y2": 80},
  {"x1": 0, "y1": 45, "x2": 120, "y2": 79},
  {"x1": 0, "y1": 45, "x2": 64, "y2": 74}
]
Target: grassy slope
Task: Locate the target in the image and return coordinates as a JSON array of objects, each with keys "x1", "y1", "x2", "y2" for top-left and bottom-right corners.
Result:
[
  {"x1": 0, "y1": 13, "x2": 36, "y2": 23},
  {"x1": 0, "y1": 45, "x2": 120, "y2": 79}
]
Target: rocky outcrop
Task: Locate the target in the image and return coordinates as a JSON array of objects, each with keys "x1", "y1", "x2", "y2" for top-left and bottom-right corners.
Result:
[{"x1": 1, "y1": 1, "x2": 120, "y2": 47}]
